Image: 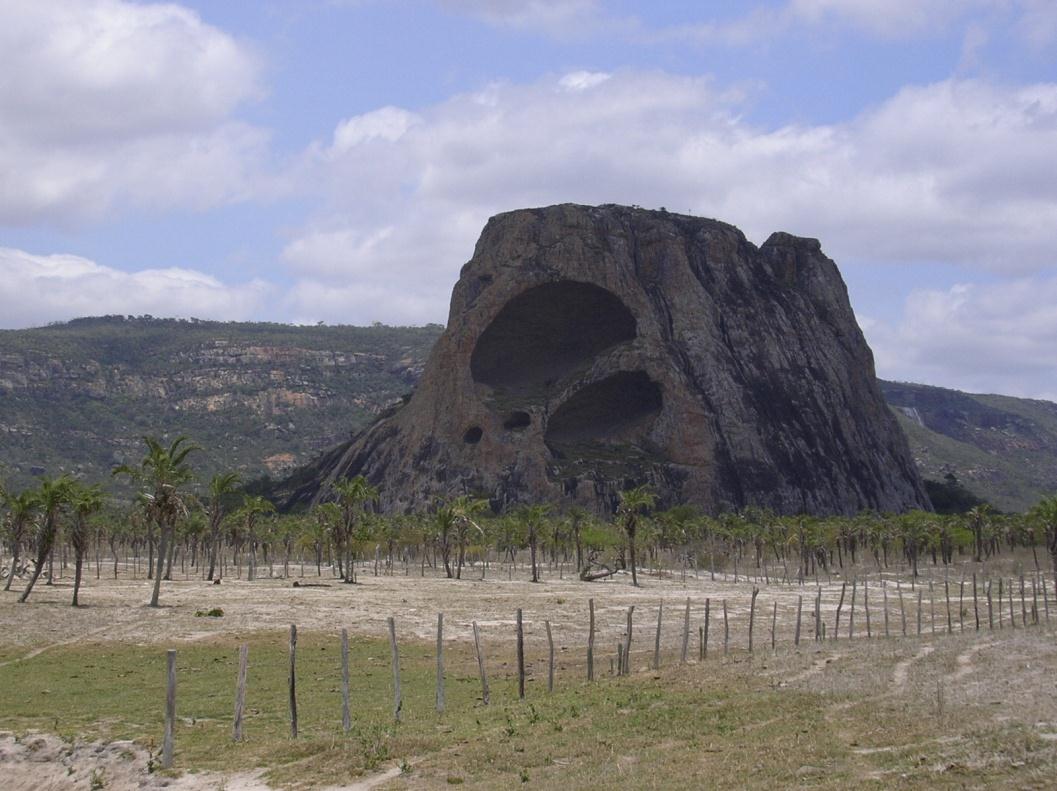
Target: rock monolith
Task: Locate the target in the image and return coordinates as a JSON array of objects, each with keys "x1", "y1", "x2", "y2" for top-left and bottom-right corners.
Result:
[{"x1": 283, "y1": 204, "x2": 930, "y2": 515}]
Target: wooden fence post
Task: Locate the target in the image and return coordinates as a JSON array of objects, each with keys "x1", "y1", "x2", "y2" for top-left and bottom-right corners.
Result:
[
  {"x1": 623, "y1": 606, "x2": 635, "y2": 675},
  {"x1": 680, "y1": 598, "x2": 690, "y2": 665},
  {"x1": 848, "y1": 580, "x2": 857, "y2": 640},
  {"x1": 545, "y1": 620, "x2": 555, "y2": 693},
  {"x1": 958, "y1": 578, "x2": 965, "y2": 632},
  {"x1": 814, "y1": 589, "x2": 821, "y2": 642},
  {"x1": 472, "y1": 620, "x2": 489, "y2": 705},
  {"x1": 771, "y1": 602, "x2": 777, "y2": 653},
  {"x1": 703, "y1": 598, "x2": 711, "y2": 660},
  {"x1": 1009, "y1": 579, "x2": 1016, "y2": 628},
  {"x1": 986, "y1": 580, "x2": 994, "y2": 630},
  {"x1": 972, "y1": 574, "x2": 980, "y2": 631},
  {"x1": 436, "y1": 614, "x2": 445, "y2": 713},
  {"x1": 233, "y1": 644, "x2": 248, "y2": 742},
  {"x1": 917, "y1": 591, "x2": 923, "y2": 636},
  {"x1": 748, "y1": 588, "x2": 759, "y2": 653},
  {"x1": 722, "y1": 600, "x2": 729, "y2": 655},
  {"x1": 653, "y1": 602, "x2": 663, "y2": 670},
  {"x1": 944, "y1": 582, "x2": 952, "y2": 634},
  {"x1": 587, "y1": 598, "x2": 595, "y2": 682},
  {"x1": 1020, "y1": 575, "x2": 1027, "y2": 626},
  {"x1": 340, "y1": 630, "x2": 351, "y2": 733},
  {"x1": 834, "y1": 582, "x2": 846, "y2": 640},
  {"x1": 998, "y1": 578, "x2": 1004, "y2": 628},
  {"x1": 163, "y1": 649, "x2": 176, "y2": 769},
  {"x1": 864, "y1": 579, "x2": 872, "y2": 638},
  {"x1": 883, "y1": 585, "x2": 890, "y2": 638},
  {"x1": 516, "y1": 609, "x2": 526, "y2": 698},
  {"x1": 898, "y1": 582, "x2": 907, "y2": 637},
  {"x1": 794, "y1": 595, "x2": 803, "y2": 648},
  {"x1": 289, "y1": 625, "x2": 298, "y2": 738},
  {"x1": 388, "y1": 616, "x2": 402, "y2": 722}
]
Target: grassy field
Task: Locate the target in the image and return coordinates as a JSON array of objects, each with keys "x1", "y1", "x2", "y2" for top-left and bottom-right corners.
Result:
[{"x1": 3, "y1": 625, "x2": 1057, "y2": 789}]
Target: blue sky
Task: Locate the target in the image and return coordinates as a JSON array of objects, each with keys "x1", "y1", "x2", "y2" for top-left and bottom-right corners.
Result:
[{"x1": 1, "y1": 0, "x2": 1056, "y2": 399}]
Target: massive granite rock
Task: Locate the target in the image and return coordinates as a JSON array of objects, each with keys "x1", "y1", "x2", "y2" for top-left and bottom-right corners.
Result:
[{"x1": 284, "y1": 204, "x2": 930, "y2": 516}]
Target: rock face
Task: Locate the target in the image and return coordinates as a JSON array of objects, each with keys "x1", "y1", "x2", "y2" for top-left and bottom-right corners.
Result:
[{"x1": 287, "y1": 204, "x2": 930, "y2": 515}]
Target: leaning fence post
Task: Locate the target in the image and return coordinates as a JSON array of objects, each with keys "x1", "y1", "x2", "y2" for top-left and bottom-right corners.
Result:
[
  {"x1": 436, "y1": 613, "x2": 445, "y2": 713},
  {"x1": 834, "y1": 582, "x2": 846, "y2": 640},
  {"x1": 748, "y1": 588, "x2": 759, "y2": 653},
  {"x1": 163, "y1": 649, "x2": 176, "y2": 768},
  {"x1": 545, "y1": 619, "x2": 555, "y2": 693},
  {"x1": 973, "y1": 574, "x2": 980, "y2": 631},
  {"x1": 233, "y1": 643, "x2": 248, "y2": 742},
  {"x1": 388, "y1": 616, "x2": 402, "y2": 722},
  {"x1": 288, "y1": 625, "x2": 298, "y2": 738},
  {"x1": 472, "y1": 620, "x2": 489, "y2": 705}
]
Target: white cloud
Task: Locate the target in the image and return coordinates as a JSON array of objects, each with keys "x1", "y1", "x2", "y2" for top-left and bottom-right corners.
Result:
[
  {"x1": 863, "y1": 277, "x2": 1057, "y2": 401},
  {"x1": 0, "y1": 247, "x2": 270, "y2": 328},
  {"x1": 787, "y1": 0, "x2": 988, "y2": 36},
  {"x1": 0, "y1": 0, "x2": 267, "y2": 224},
  {"x1": 438, "y1": 0, "x2": 598, "y2": 32},
  {"x1": 282, "y1": 71, "x2": 1057, "y2": 338}
]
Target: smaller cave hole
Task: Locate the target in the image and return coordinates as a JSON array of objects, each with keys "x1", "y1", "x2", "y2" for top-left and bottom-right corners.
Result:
[
  {"x1": 463, "y1": 426, "x2": 483, "y2": 444},
  {"x1": 503, "y1": 411, "x2": 531, "y2": 431}
]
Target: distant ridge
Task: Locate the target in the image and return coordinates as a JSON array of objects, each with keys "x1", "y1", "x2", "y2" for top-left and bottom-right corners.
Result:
[{"x1": 0, "y1": 316, "x2": 1053, "y2": 511}]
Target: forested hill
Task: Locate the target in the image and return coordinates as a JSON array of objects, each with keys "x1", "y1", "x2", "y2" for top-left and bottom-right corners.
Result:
[
  {"x1": 1, "y1": 316, "x2": 1054, "y2": 512},
  {"x1": 0, "y1": 317, "x2": 443, "y2": 492},
  {"x1": 881, "y1": 381, "x2": 1057, "y2": 513}
]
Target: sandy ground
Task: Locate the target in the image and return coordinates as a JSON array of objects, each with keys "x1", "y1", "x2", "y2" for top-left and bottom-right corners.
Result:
[{"x1": 3, "y1": 557, "x2": 1057, "y2": 788}]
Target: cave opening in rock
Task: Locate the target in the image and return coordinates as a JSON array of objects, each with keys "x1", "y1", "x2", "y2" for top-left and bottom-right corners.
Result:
[
  {"x1": 544, "y1": 371, "x2": 662, "y2": 451},
  {"x1": 470, "y1": 281, "x2": 637, "y2": 394},
  {"x1": 503, "y1": 411, "x2": 531, "y2": 431}
]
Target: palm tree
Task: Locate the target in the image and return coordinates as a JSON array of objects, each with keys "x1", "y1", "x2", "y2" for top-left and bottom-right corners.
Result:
[
  {"x1": 966, "y1": 504, "x2": 993, "y2": 563},
  {"x1": 205, "y1": 472, "x2": 240, "y2": 581},
  {"x1": 618, "y1": 485, "x2": 657, "y2": 587},
  {"x1": 451, "y1": 496, "x2": 488, "y2": 579},
  {"x1": 114, "y1": 436, "x2": 200, "y2": 607},
  {"x1": 516, "y1": 503, "x2": 550, "y2": 583},
  {"x1": 236, "y1": 495, "x2": 276, "y2": 581},
  {"x1": 1029, "y1": 496, "x2": 1057, "y2": 575},
  {"x1": 19, "y1": 476, "x2": 73, "y2": 603},
  {"x1": 331, "y1": 476, "x2": 379, "y2": 583},
  {"x1": 3, "y1": 489, "x2": 39, "y2": 592},
  {"x1": 69, "y1": 482, "x2": 104, "y2": 606}
]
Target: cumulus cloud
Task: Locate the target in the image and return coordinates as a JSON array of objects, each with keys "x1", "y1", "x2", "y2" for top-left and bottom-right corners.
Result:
[
  {"x1": 281, "y1": 71, "x2": 1057, "y2": 336},
  {"x1": 863, "y1": 277, "x2": 1057, "y2": 401},
  {"x1": 0, "y1": 247, "x2": 270, "y2": 328},
  {"x1": 0, "y1": 0, "x2": 267, "y2": 224}
]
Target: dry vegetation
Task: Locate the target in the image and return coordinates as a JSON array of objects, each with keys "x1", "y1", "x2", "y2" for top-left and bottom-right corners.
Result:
[{"x1": 2, "y1": 554, "x2": 1057, "y2": 789}]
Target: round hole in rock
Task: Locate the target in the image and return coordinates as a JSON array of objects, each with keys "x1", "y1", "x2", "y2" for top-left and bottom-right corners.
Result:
[
  {"x1": 463, "y1": 426, "x2": 483, "y2": 444},
  {"x1": 545, "y1": 371, "x2": 662, "y2": 449},
  {"x1": 470, "y1": 281, "x2": 637, "y2": 394},
  {"x1": 503, "y1": 411, "x2": 531, "y2": 431}
]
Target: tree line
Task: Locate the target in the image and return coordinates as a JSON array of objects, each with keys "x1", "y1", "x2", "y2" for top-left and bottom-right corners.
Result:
[{"x1": 3, "y1": 435, "x2": 1057, "y2": 608}]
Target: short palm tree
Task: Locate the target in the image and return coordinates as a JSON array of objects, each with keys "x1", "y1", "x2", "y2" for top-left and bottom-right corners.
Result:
[
  {"x1": 19, "y1": 476, "x2": 73, "y2": 603},
  {"x1": 205, "y1": 471, "x2": 240, "y2": 581},
  {"x1": 618, "y1": 485, "x2": 657, "y2": 587},
  {"x1": 69, "y1": 482, "x2": 104, "y2": 606},
  {"x1": 331, "y1": 476, "x2": 379, "y2": 583},
  {"x1": 236, "y1": 494, "x2": 276, "y2": 581},
  {"x1": 3, "y1": 489, "x2": 39, "y2": 591},
  {"x1": 114, "y1": 436, "x2": 200, "y2": 607}
]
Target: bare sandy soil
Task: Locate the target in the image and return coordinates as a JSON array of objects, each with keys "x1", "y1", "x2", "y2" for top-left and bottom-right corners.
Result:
[{"x1": 3, "y1": 559, "x2": 1057, "y2": 789}]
